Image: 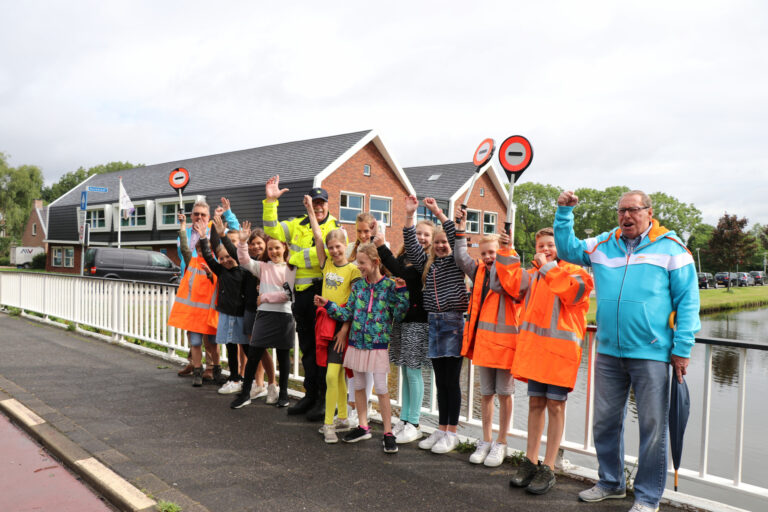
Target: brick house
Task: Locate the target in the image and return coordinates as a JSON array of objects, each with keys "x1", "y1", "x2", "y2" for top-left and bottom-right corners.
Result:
[
  {"x1": 21, "y1": 199, "x2": 48, "y2": 249},
  {"x1": 404, "y1": 161, "x2": 510, "y2": 257},
  {"x1": 43, "y1": 130, "x2": 415, "y2": 274}
]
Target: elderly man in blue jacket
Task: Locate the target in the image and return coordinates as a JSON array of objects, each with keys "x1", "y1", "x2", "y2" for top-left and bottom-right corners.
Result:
[{"x1": 554, "y1": 189, "x2": 700, "y2": 512}]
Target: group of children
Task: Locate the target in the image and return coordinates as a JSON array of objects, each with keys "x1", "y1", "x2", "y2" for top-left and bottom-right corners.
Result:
[{"x1": 170, "y1": 193, "x2": 593, "y2": 496}]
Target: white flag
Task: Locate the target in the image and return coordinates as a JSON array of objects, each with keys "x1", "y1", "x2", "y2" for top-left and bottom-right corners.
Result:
[{"x1": 119, "y1": 180, "x2": 135, "y2": 219}]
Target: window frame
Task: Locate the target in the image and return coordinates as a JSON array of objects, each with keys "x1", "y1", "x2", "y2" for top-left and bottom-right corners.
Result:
[
  {"x1": 52, "y1": 246, "x2": 75, "y2": 268},
  {"x1": 483, "y1": 211, "x2": 498, "y2": 234},
  {"x1": 84, "y1": 206, "x2": 110, "y2": 232},
  {"x1": 466, "y1": 209, "x2": 480, "y2": 234},
  {"x1": 363, "y1": 164, "x2": 371, "y2": 177},
  {"x1": 339, "y1": 191, "x2": 365, "y2": 224},
  {"x1": 369, "y1": 195, "x2": 392, "y2": 226},
  {"x1": 112, "y1": 200, "x2": 154, "y2": 231}
]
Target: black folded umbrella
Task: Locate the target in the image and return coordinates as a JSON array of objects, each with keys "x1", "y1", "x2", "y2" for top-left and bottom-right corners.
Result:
[{"x1": 669, "y1": 372, "x2": 690, "y2": 491}]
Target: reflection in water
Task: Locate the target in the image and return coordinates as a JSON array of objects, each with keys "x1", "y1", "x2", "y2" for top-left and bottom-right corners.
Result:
[{"x1": 711, "y1": 346, "x2": 740, "y2": 386}]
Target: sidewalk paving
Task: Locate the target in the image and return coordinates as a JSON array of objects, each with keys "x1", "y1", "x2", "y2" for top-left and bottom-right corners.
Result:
[{"x1": 0, "y1": 314, "x2": 678, "y2": 512}]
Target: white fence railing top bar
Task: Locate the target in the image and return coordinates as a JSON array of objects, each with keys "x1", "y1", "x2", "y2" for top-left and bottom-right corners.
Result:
[{"x1": 1, "y1": 271, "x2": 764, "y2": 512}]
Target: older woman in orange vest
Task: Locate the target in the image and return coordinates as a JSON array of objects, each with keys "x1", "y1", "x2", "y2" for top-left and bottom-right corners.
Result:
[
  {"x1": 498, "y1": 227, "x2": 593, "y2": 496},
  {"x1": 454, "y1": 213, "x2": 521, "y2": 468}
]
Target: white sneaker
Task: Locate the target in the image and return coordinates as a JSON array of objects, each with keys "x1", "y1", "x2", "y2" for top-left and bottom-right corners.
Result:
[
  {"x1": 347, "y1": 408, "x2": 359, "y2": 428},
  {"x1": 396, "y1": 422, "x2": 422, "y2": 444},
  {"x1": 250, "y1": 383, "x2": 267, "y2": 399},
  {"x1": 392, "y1": 420, "x2": 406, "y2": 437},
  {"x1": 628, "y1": 504, "x2": 659, "y2": 512},
  {"x1": 431, "y1": 432, "x2": 459, "y2": 454},
  {"x1": 317, "y1": 417, "x2": 352, "y2": 434},
  {"x1": 322, "y1": 424, "x2": 338, "y2": 444},
  {"x1": 483, "y1": 442, "x2": 507, "y2": 467},
  {"x1": 418, "y1": 429, "x2": 445, "y2": 450},
  {"x1": 469, "y1": 441, "x2": 492, "y2": 464},
  {"x1": 217, "y1": 380, "x2": 242, "y2": 395},
  {"x1": 265, "y1": 383, "x2": 279, "y2": 404}
]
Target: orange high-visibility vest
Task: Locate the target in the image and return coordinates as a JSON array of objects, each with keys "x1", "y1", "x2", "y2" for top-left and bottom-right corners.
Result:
[
  {"x1": 461, "y1": 258, "x2": 521, "y2": 370},
  {"x1": 497, "y1": 249, "x2": 593, "y2": 390},
  {"x1": 168, "y1": 255, "x2": 218, "y2": 335}
]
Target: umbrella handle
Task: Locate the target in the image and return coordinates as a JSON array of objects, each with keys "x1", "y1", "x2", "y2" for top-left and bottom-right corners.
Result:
[{"x1": 674, "y1": 470, "x2": 679, "y2": 491}]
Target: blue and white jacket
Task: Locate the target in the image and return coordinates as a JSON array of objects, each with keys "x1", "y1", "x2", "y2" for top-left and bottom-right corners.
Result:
[
  {"x1": 177, "y1": 209, "x2": 240, "y2": 276},
  {"x1": 554, "y1": 206, "x2": 700, "y2": 362}
]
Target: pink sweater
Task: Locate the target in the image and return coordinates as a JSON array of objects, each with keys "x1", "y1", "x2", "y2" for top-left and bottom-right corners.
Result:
[{"x1": 237, "y1": 242, "x2": 296, "y2": 314}]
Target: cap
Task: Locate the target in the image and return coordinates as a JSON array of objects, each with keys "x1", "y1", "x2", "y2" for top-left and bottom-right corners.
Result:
[{"x1": 308, "y1": 187, "x2": 329, "y2": 202}]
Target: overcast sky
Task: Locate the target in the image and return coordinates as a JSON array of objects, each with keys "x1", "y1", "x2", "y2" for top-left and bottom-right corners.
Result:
[{"x1": 1, "y1": 1, "x2": 766, "y2": 228}]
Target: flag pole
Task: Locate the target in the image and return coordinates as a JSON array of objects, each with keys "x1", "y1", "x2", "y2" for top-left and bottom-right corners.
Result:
[{"x1": 117, "y1": 176, "x2": 122, "y2": 248}]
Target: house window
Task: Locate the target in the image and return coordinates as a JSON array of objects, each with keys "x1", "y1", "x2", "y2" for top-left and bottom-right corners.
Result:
[
  {"x1": 32, "y1": 223, "x2": 37, "y2": 236},
  {"x1": 479, "y1": 187, "x2": 485, "y2": 197},
  {"x1": 156, "y1": 197, "x2": 202, "y2": 229},
  {"x1": 339, "y1": 193, "x2": 364, "y2": 223},
  {"x1": 86, "y1": 209, "x2": 106, "y2": 229},
  {"x1": 416, "y1": 205, "x2": 445, "y2": 225},
  {"x1": 120, "y1": 205, "x2": 147, "y2": 227},
  {"x1": 52, "y1": 247, "x2": 75, "y2": 268},
  {"x1": 466, "y1": 210, "x2": 480, "y2": 233},
  {"x1": 483, "y1": 212, "x2": 497, "y2": 234},
  {"x1": 363, "y1": 165, "x2": 371, "y2": 176},
  {"x1": 369, "y1": 196, "x2": 391, "y2": 225}
]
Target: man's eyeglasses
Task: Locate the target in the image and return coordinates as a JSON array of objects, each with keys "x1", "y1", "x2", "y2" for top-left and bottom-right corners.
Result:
[
  {"x1": 191, "y1": 212, "x2": 207, "y2": 217},
  {"x1": 616, "y1": 206, "x2": 649, "y2": 216}
]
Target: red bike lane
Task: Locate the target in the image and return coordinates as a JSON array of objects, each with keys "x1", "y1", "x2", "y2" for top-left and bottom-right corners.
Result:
[{"x1": 0, "y1": 412, "x2": 114, "y2": 512}]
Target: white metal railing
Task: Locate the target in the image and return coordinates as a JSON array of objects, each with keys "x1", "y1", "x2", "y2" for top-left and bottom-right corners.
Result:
[{"x1": 1, "y1": 271, "x2": 766, "y2": 509}]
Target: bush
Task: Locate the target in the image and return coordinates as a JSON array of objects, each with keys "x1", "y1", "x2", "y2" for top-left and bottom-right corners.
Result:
[
  {"x1": 0, "y1": 256, "x2": 9, "y2": 266},
  {"x1": 31, "y1": 252, "x2": 46, "y2": 269}
]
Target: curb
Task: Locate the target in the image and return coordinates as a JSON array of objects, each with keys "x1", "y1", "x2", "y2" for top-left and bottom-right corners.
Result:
[{"x1": 0, "y1": 395, "x2": 156, "y2": 512}]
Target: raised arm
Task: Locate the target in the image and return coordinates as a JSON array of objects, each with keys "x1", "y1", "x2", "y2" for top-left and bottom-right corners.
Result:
[
  {"x1": 304, "y1": 194, "x2": 327, "y2": 269},
  {"x1": 453, "y1": 208, "x2": 477, "y2": 277},
  {"x1": 553, "y1": 191, "x2": 592, "y2": 267},
  {"x1": 177, "y1": 212, "x2": 192, "y2": 269},
  {"x1": 236, "y1": 221, "x2": 261, "y2": 277},
  {"x1": 403, "y1": 195, "x2": 426, "y2": 271},
  {"x1": 195, "y1": 220, "x2": 222, "y2": 276},
  {"x1": 220, "y1": 197, "x2": 240, "y2": 231},
  {"x1": 262, "y1": 175, "x2": 291, "y2": 242}
]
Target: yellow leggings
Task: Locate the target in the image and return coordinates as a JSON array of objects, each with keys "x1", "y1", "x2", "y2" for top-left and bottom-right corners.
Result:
[{"x1": 325, "y1": 363, "x2": 348, "y2": 425}]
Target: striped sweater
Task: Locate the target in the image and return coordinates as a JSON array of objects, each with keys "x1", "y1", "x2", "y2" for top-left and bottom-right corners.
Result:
[{"x1": 404, "y1": 220, "x2": 468, "y2": 313}]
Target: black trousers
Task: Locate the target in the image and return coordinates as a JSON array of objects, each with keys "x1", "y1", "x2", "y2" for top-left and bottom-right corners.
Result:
[
  {"x1": 432, "y1": 357, "x2": 463, "y2": 426},
  {"x1": 293, "y1": 285, "x2": 326, "y2": 399},
  {"x1": 241, "y1": 346, "x2": 289, "y2": 401}
]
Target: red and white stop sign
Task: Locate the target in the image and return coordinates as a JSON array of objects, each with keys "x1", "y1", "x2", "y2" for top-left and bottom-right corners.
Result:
[
  {"x1": 472, "y1": 138, "x2": 495, "y2": 167},
  {"x1": 498, "y1": 135, "x2": 533, "y2": 177},
  {"x1": 169, "y1": 167, "x2": 190, "y2": 190}
]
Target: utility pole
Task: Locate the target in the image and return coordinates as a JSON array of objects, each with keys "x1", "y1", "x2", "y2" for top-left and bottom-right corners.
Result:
[{"x1": 696, "y1": 247, "x2": 702, "y2": 273}]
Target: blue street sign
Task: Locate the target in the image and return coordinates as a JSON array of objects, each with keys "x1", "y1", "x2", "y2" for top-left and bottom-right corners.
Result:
[
  {"x1": 80, "y1": 191, "x2": 88, "y2": 210},
  {"x1": 87, "y1": 186, "x2": 108, "y2": 193}
]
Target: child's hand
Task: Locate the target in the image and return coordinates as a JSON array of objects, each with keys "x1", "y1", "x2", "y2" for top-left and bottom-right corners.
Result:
[
  {"x1": 404, "y1": 195, "x2": 418, "y2": 216},
  {"x1": 313, "y1": 295, "x2": 328, "y2": 307},
  {"x1": 212, "y1": 215, "x2": 226, "y2": 235},
  {"x1": 333, "y1": 323, "x2": 349, "y2": 352},
  {"x1": 257, "y1": 295, "x2": 263, "y2": 307},
  {"x1": 455, "y1": 207, "x2": 466, "y2": 230},
  {"x1": 266, "y1": 175, "x2": 289, "y2": 201},
  {"x1": 214, "y1": 205, "x2": 224, "y2": 217},
  {"x1": 220, "y1": 197, "x2": 231, "y2": 211},
  {"x1": 533, "y1": 253, "x2": 547, "y2": 268},
  {"x1": 303, "y1": 195, "x2": 314, "y2": 216},
  {"x1": 499, "y1": 231, "x2": 511, "y2": 246},
  {"x1": 239, "y1": 220, "x2": 251, "y2": 243},
  {"x1": 177, "y1": 212, "x2": 186, "y2": 228},
  {"x1": 372, "y1": 232, "x2": 386, "y2": 248},
  {"x1": 394, "y1": 277, "x2": 406, "y2": 288},
  {"x1": 424, "y1": 197, "x2": 440, "y2": 215},
  {"x1": 192, "y1": 219, "x2": 207, "y2": 237}
]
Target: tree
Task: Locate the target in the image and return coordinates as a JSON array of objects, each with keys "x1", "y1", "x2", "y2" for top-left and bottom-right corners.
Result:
[
  {"x1": 649, "y1": 192, "x2": 702, "y2": 238},
  {"x1": 687, "y1": 223, "x2": 716, "y2": 273},
  {"x1": 511, "y1": 182, "x2": 562, "y2": 262},
  {"x1": 42, "y1": 161, "x2": 139, "y2": 203},
  {"x1": 0, "y1": 152, "x2": 44, "y2": 242},
  {"x1": 708, "y1": 213, "x2": 757, "y2": 285},
  {"x1": 572, "y1": 185, "x2": 630, "y2": 236}
]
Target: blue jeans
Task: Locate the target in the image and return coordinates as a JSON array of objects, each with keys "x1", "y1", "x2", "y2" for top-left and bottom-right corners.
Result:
[{"x1": 593, "y1": 354, "x2": 670, "y2": 508}]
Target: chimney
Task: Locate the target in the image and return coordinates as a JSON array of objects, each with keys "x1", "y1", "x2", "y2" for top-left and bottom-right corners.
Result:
[{"x1": 34, "y1": 199, "x2": 43, "y2": 209}]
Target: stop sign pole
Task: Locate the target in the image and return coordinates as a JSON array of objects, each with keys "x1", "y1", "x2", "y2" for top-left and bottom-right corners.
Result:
[
  {"x1": 456, "y1": 138, "x2": 495, "y2": 223},
  {"x1": 168, "y1": 167, "x2": 191, "y2": 213},
  {"x1": 498, "y1": 135, "x2": 533, "y2": 246}
]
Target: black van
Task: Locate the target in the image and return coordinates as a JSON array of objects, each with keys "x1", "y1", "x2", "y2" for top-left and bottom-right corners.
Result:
[{"x1": 84, "y1": 248, "x2": 181, "y2": 284}]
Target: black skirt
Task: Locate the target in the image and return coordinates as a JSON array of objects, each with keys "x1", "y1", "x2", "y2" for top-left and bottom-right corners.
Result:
[{"x1": 250, "y1": 310, "x2": 295, "y2": 350}]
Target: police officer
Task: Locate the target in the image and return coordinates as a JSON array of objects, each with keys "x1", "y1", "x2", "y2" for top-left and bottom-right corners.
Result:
[{"x1": 262, "y1": 175, "x2": 342, "y2": 420}]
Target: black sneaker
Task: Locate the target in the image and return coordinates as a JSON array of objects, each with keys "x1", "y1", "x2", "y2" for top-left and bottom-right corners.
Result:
[
  {"x1": 382, "y1": 433, "x2": 398, "y2": 454},
  {"x1": 276, "y1": 398, "x2": 290, "y2": 408},
  {"x1": 287, "y1": 394, "x2": 314, "y2": 415},
  {"x1": 526, "y1": 463, "x2": 556, "y2": 495},
  {"x1": 342, "y1": 426, "x2": 372, "y2": 443},
  {"x1": 510, "y1": 458, "x2": 538, "y2": 488},
  {"x1": 230, "y1": 393, "x2": 252, "y2": 409},
  {"x1": 306, "y1": 400, "x2": 325, "y2": 422}
]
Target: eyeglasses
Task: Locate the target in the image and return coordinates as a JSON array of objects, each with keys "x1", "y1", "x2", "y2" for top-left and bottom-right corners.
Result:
[{"x1": 616, "y1": 206, "x2": 649, "y2": 216}]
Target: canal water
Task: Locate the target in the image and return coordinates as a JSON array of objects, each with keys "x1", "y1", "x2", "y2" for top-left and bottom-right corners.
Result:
[{"x1": 434, "y1": 306, "x2": 768, "y2": 511}]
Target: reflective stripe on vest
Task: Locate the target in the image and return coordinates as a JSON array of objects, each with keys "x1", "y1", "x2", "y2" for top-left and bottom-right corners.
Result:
[
  {"x1": 519, "y1": 299, "x2": 581, "y2": 345},
  {"x1": 477, "y1": 294, "x2": 519, "y2": 335}
]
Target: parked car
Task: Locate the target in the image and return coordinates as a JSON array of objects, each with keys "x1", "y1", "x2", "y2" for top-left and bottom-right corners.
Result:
[
  {"x1": 698, "y1": 272, "x2": 716, "y2": 289},
  {"x1": 736, "y1": 272, "x2": 754, "y2": 287},
  {"x1": 84, "y1": 248, "x2": 181, "y2": 284},
  {"x1": 715, "y1": 272, "x2": 738, "y2": 287},
  {"x1": 749, "y1": 271, "x2": 765, "y2": 285}
]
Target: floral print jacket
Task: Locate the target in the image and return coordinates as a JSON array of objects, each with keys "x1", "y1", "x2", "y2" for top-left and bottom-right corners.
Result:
[{"x1": 324, "y1": 276, "x2": 409, "y2": 350}]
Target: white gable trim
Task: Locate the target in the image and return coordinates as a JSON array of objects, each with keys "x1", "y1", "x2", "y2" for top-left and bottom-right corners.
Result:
[
  {"x1": 447, "y1": 162, "x2": 508, "y2": 220},
  {"x1": 313, "y1": 130, "x2": 417, "y2": 196},
  {"x1": 35, "y1": 208, "x2": 48, "y2": 237},
  {"x1": 48, "y1": 173, "x2": 99, "y2": 208}
]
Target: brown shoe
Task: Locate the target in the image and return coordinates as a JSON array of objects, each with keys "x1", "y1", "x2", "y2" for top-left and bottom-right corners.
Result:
[
  {"x1": 177, "y1": 363, "x2": 194, "y2": 377},
  {"x1": 202, "y1": 367, "x2": 214, "y2": 382}
]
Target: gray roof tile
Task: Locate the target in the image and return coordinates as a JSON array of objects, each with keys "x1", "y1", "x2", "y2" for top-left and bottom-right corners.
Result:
[
  {"x1": 403, "y1": 162, "x2": 477, "y2": 201},
  {"x1": 53, "y1": 130, "x2": 372, "y2": 207}
]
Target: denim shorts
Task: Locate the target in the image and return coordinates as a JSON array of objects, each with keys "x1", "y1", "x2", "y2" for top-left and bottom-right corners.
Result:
[
  {"x1": 478, "y1": 366, "x2": 515, "y2": 396},
  {"x1": 188, "y1": 331, "x2": 204, "y2": 347},
  {"x1": 527, "y1": 379, "x2": 569, "y2": 401},
  {"x1": 427, "y1": 311, "x2": 464, "y2": 358}
]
